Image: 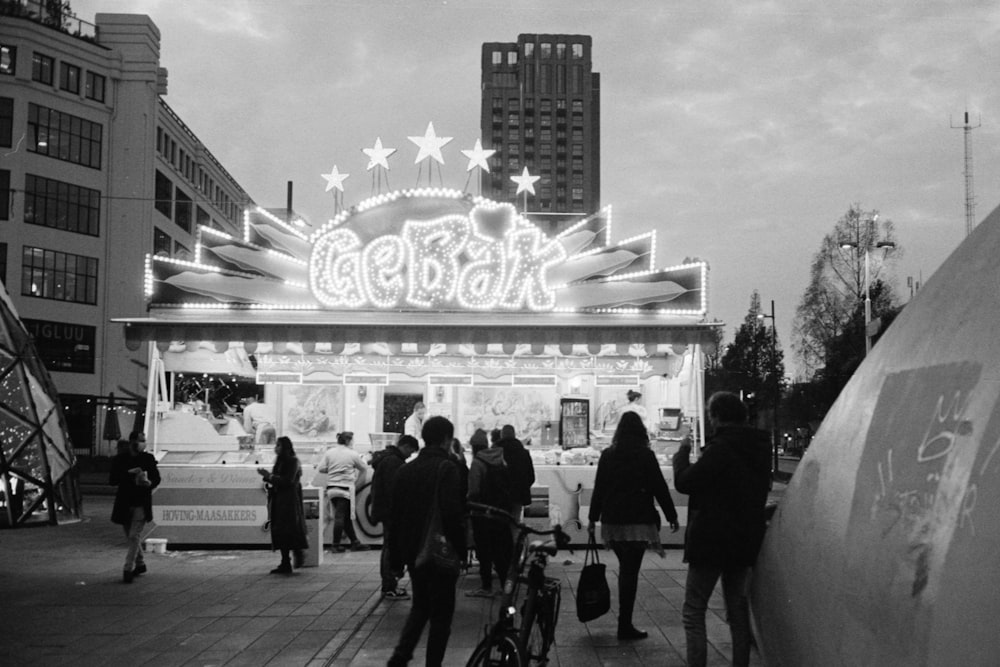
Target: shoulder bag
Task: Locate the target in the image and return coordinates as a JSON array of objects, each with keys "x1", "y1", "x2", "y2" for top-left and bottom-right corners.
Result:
[
  {"x1": 576, "y1": 533, "x2": 611, "y2": 622},
  {"x1": 414, "y1": 460, "x2": 461, "y2": 575}
]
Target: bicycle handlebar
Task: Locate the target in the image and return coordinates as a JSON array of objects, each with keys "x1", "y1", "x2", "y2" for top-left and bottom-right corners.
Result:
[{"x1": 466, "y1": 502, "x2": 572, "y2": 551}]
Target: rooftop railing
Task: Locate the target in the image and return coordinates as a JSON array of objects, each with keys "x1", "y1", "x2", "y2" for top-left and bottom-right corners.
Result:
[{"x1": 1, "y1": 0, "x2": 98, "y2": 43}]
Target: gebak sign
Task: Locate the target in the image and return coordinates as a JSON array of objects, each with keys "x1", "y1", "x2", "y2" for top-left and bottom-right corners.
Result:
[{"x1": 309, "y1": 203, "x2": 566, "y2": 312}]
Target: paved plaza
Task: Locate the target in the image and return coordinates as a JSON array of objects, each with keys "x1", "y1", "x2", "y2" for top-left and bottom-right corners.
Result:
[{"x1": 1, "y1": 493, "x2": 770, "y2": 666}]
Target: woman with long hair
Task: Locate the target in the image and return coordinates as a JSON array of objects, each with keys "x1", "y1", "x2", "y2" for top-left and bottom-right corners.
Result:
[
  {"x1": 257, "y1": 436, "x2": 309, "y2": 573},
  {"x1": 588, "y1": 410, "x2": 680, "y2": 640}
]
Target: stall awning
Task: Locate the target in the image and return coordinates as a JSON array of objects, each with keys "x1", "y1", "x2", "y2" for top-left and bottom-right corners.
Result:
[{"x1": 116, "y1": 311, "x2": 721, "y2": 355}]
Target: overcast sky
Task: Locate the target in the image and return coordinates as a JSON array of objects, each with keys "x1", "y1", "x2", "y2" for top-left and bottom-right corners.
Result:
[{"x1": 74, "y1": 0, "x2": 1000, "y2": 377}]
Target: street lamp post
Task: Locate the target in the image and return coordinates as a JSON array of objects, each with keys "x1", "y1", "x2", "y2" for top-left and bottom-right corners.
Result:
[
  {"x1": 841, "y1": 213, "x2": 895, "y2": 356},
  {"x1": 757, "y1": 299, "x2": 779, "y2": 474}
]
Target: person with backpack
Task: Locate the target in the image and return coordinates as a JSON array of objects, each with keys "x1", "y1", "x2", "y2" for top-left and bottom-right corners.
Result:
[
  {"x1": 371, "y1": 434, "x2": 419, "y2": 600},
  {"x1": 496, "y1": 424, "x2": 535, "y2": 524},
  {"x1": 465, "y1": 438, "x2": 515, "y2": 598}
]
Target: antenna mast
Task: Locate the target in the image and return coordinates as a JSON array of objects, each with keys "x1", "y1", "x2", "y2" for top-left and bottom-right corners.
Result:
[{"x1": 952, "y1": 111, "x2": 981, "y2": 237}]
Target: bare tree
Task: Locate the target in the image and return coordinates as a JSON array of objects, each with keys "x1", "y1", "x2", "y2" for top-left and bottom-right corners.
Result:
[{"x1": 793, "y1": 203, "x2": 901, "y2": 376}]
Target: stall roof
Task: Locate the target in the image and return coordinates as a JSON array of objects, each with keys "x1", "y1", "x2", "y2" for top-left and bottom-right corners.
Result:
[{"x1": 116, "y1": 310, "x2": 722, "y2": 354}]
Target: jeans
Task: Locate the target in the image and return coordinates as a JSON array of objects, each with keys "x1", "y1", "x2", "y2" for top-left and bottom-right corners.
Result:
[
  {"x1": 610, "y1": 541, "x2": 647, "y2": 630},
  {"x1": 471, "y1": 516, "x2": 513, "y2": 589},
  {"x1": 380, "y1": 525, "x2": 401, "y2": 593},
  {"x1": 682, "y1": 564, "x2": 752, "y2": 667},
  {"x1": 389, "y1": 566, "x2": 458, "y2": 666},
  {"x1": 330, "y1": 497, "x2": 359, "y2": 545},
  {"x1": 124, "y1": 506, "x2": 146, "y2": 572}
]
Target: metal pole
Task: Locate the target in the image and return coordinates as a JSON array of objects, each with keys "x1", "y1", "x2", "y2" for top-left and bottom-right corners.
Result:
[
  {"x1": 770, "y1": 299, "x2": 779, "y2": 472},
  {"x1": 864, "y1": 248, "x2": 871, "y2": 356}
]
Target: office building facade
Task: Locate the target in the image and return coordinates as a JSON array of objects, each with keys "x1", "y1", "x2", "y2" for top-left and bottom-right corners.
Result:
[
  {"x1": 1, "y1": 7, "x2": 253, "y2": 455},
  {"x1": 480, "y1": 34, "x2": 600, "y2": 234}
]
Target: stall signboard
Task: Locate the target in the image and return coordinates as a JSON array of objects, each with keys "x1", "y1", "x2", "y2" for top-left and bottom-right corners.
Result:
[{"x1": 147, "y1": 190, "x2": 707, "y2": 316}]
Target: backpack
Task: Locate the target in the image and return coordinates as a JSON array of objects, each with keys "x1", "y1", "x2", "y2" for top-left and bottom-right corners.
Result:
[{"x1": 480, "y1": 460, "x2": 514, "y2": 512}]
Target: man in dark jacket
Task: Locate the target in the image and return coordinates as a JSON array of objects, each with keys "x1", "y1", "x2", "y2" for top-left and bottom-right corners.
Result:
[
  {"x1": 110, "y1": 431, "x2": 160, "y2": 583},
  {"x1": 465, "y1": 442, "x2": 514, "y2": 597},
  {"x1": 496, "y1": 424, "x2": 535, "y2": 523},
  {"x1": 388, "y1": 417, "x2": 465, "y2": 667},
  {"x1": 371, "y1": 434, "x2": 419, "y2": 600},
  {"x1": 672, "y1": 392, "x2": 772, "y2": 667}
]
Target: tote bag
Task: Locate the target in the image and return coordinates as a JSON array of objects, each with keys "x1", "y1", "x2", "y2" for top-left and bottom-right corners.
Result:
[
  {"x1": 414, "y1": 461, "x2": 462, "y2": 575},
  {"x1": 576, "y1": 534, "x2": 611, "y2": 622}
]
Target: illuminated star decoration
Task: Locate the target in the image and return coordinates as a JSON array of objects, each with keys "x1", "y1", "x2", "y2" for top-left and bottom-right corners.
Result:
[
  {"x1": 408, "y1": 122, "x2": 453, "y2": 165},
  {"x1": 321, "y1": 165, "x2": 350, "y2": 192},
  {"x1": 461, "y1": 139, "x2": 496, "y2": 172},
  {"x1": 511, "y1": 166, "x2": 541, "y2": 195},
  {"x1": 362, "y1": 137, "x2": 396, "y2": 171}
]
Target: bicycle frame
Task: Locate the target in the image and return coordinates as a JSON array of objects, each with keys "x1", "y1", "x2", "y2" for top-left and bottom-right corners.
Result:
[{"x1": 466, "y1": 502, "x2": 569, "y2": 666}]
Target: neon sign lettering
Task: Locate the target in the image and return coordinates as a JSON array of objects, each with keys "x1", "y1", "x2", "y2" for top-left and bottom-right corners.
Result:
[{"x1": 310, "y1": 204, "x2": 566, "y2": 311}]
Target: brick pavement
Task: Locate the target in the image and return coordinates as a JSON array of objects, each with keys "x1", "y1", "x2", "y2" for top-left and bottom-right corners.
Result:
[{"x1": 0, "y1": 492, "x2": 774, "y2": 666}]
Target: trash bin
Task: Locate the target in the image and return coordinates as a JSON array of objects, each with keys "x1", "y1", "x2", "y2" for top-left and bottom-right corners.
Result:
[{"x1": 301, "y1": 486, "x2": 324, "y2": 567}]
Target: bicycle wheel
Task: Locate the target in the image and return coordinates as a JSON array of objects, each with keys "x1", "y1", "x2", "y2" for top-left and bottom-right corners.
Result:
[
  {"x1": 467, "y1": 631, "x2": 524, "y2": 667},
  {"x1": 522, "y1": 579, "x2": 561, "y2": 664}
]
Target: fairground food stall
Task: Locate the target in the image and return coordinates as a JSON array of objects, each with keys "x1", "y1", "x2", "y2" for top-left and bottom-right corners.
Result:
[{"x1": 118, "y1": 188, "x2": 720, "y2": 547}]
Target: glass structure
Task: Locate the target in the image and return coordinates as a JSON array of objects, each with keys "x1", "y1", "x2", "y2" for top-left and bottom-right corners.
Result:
[{"x1": 0, "y1": 282, "x2": 81, "y2": 526}]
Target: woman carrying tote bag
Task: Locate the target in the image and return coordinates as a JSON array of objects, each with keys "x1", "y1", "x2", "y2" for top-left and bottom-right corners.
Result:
[{"x1": 587, "y1": 411, "x2": 680, "y2": 640}]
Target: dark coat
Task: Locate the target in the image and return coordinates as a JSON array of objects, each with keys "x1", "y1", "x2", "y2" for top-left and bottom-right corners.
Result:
[
  {"x1": 672, "y1": 425, "x2": 772, "y2": 567},
  {"x1": 497, "y1": 436, "x2": 535, "y2": 505},
  {"x1": 110, "y1": 451, "x2": 160, "y2": 525},
  {"x1": 264, "y1": 455, "x2": 309, "y2": 551},
  {"x1": 370, "y1": 445, "x2": 407, "y2": 524},
  {"x1": 388, "y1": 446, "x2": 466, "y2": 573},
  {"x1": 588, "y1": 443, "x2": 677, "y2": 527}
]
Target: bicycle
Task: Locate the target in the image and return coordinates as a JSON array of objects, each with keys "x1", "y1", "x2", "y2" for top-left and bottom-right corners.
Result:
[{"x1": 465, "y1": 502, "x2": 571, "y2": 666}]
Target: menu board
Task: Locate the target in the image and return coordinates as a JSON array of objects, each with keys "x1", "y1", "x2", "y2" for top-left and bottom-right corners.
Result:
[{"x1": 560, "y1": 398, "x2": 590, "y2": 449}]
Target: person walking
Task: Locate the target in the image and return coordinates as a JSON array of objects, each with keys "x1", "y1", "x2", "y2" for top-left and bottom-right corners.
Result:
[
  {"x1": 387, "y1": 416, "x2": 465, "y2": 667},
  {"x1": 318, "y1": 431, "x2": 369, "y2": 551},
  {"x1": 496, "y1": 424, "x2": 535, "y2": 524},
  {"x1": 370, "y1": 434, "x2": 419, "y2": 600},
  {"x1": 465, "y1": 435, "x2": 514, "y2": 598},
  {"x1": 110, "y1": 431, "x2": 160, "y2": 583},
  {"x1": 672, "y1": 391, "x2": 772, "y2": 667},
  {"x1": 588, "y1": 411, "x2": 680, "y2": 640},
  {"x1": 257, "y1": 436, "x2": 309, "y2": 574}
]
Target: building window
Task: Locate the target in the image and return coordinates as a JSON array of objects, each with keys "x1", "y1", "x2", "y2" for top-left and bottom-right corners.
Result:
[
  {"x1": 492, "y1": 50, "x2": 502, "y2": 65},
  {"x1": 540, "y1": 43, "x2": 551, "y2": 58},
  {"x1": 572, "y1": 127, "x2": 583, "y2": 141},
  {"x1": 492, "y1": 97, "x2": 503, "y2": 110},
  {"x1": 540, "y1": 65, "x2": 551, "y2": 93},
  {"x1": 174, "y1": 187, "x2": 192, "y2": 233},
  {"x1": 153, "y1": 227, "x2": 171, "y2": 256},
  {"x1": 507, "y1": 128, "x2": 519, "y2": 141},
  {"x1": 154, "y1": 170, "x2": 172, "y2": 218},
  {"x1": 85, "y1": 71, "x2": 106, "y2": 102},
  {"x1": 507, "y1": 143, "x2": 519, "y2": 157},
  {"x1": 572, "y1": 43, "x2": 583, "y2": 59},
  {"x1": 1, "y1": 45, "x2": 15, "y2": 75},
  {"x1": 21, "y1": 246, "x2": 98, "y2": 305},
  {"x1": 27, "y1": 103, "x2": 103, "y2": 168},
  {"x1": 0, "y1": 97, "x2": 12, "y2": 148},
  {"x1": 507, "y1": 51, "x2": 517, "y2": 66},
  {"x1": 24, "y1": 174, "x2": 101, "y2": 236},
  {"x1": 196, "y1": 206, "x2": 210, "y2": 230},
  {"x1": 507, "y1": 112, "x2": 519, "y2": 126},
  {"x1": 556, "y1": 43, "x2": 566, "y2": 59},
  {"x1": 32, "y1": 52, "x2": 54, "y2": 85},
  {"x1": 557, "y1": 65, "x2": 566, "y2": 94},
  {"x1": 0, "y1": 170, "x2": 9, "y2": 221},
  {"x1": 571, "y1": 65, "x2": 583, "y2": 94},
  {"x1": 572, "y1": 99, "x2": 584, "y2": 112},
  {"x1": 60, "y1": 62, "x2": 80, "y2": 94},
  {"x1": 572, "y1": 187, "x2": 584, "y2": 201},
  {"x1": 524, "y1": 43, "x2": 534, "y2": 58},
  {"x1": 571, "y1": 144, "x2": 584, "y2": 157},
  {"x1": 174, "y1": 242, "x2": 191, "y2": 261}
]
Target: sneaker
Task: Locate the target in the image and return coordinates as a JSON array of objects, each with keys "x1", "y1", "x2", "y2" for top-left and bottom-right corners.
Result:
[
  {"x1": 383, "y1": 589, "x2": 410, "y2": 600},
  {"x1": 465, "y1": 588, "x2": 494, "y2": 598},
  {"x1": 617, "y1": 626, "x2": 649, "y2": 641},
  {"x1": 133, "y1": 563, "x2": 147, "y2": 576}
]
